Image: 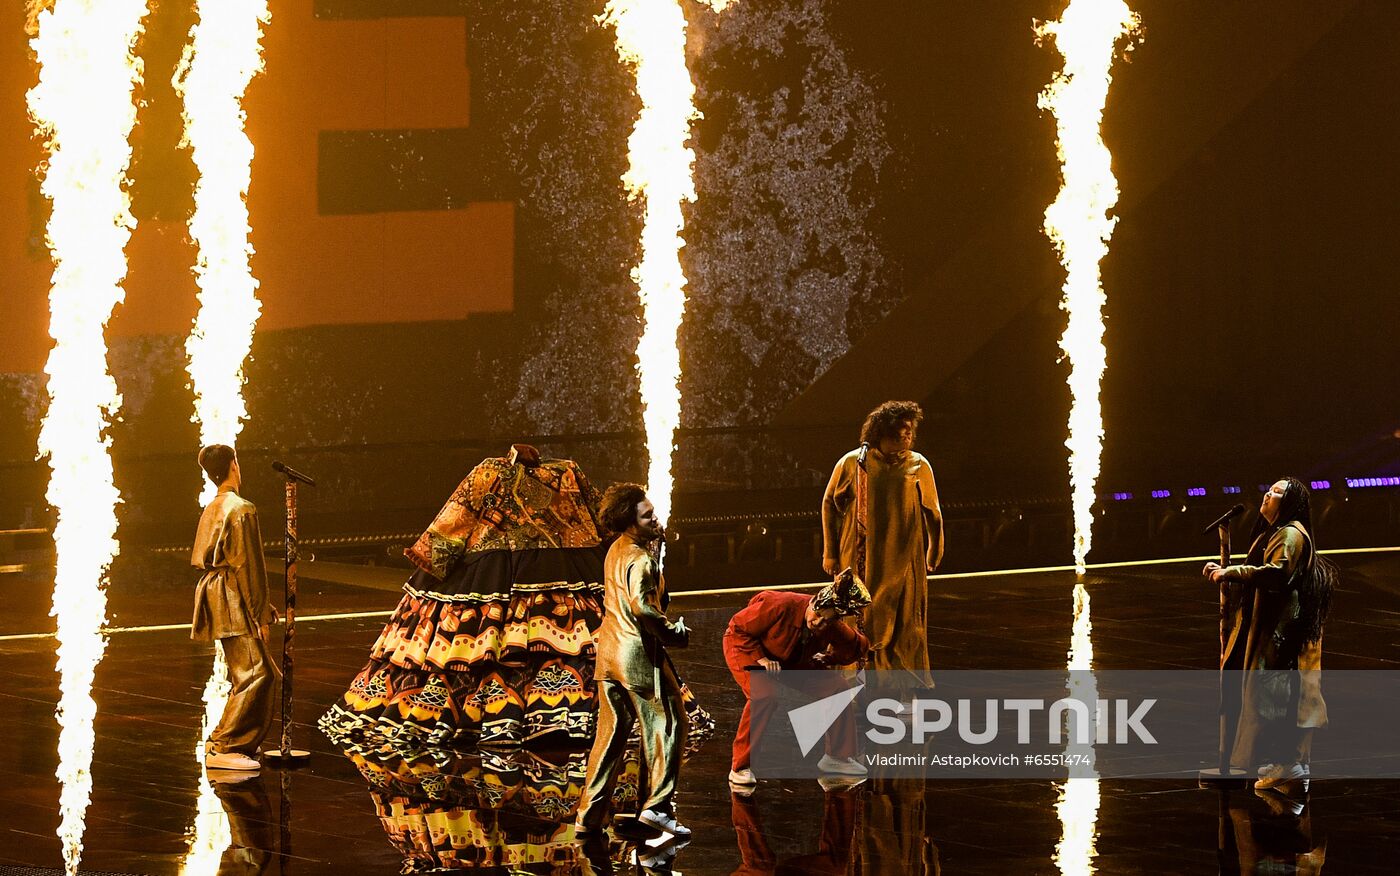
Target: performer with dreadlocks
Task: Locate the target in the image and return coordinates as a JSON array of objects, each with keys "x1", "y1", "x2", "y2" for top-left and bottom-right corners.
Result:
[
  {"x1": 722, "y1": 570, "x2": 872, "y2": 787},
  {"x1": 1203, "y1": 476, "x2": 1336, "y2": 792},
  {"x1": 822, "y1": 401, "x2": 943, "y2": 684}
]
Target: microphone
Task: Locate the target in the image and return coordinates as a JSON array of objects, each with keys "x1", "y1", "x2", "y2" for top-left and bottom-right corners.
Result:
[
  {"x1": 272, "y1": 461, "x2": 316, "y2": 487},
  {"x1": 1201, "y1": 503, "x2": 1246, "y2": 535},
  {"x1": 857, "y1": 441, "x2": 870, "y2": 465}
]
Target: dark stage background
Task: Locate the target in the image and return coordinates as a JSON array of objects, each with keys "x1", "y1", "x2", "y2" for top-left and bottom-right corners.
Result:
[{"x1": 1, "y1": 0, "x2": 1397, "y2": 571}]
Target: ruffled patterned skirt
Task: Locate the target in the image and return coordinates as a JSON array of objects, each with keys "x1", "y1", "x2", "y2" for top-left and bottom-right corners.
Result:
[
  {"x1": 345, "y1": 746, "x2": 639, "y2": 872},
  {"x1": 319, "y1": 546, "x2": 714, "y2": 753}
]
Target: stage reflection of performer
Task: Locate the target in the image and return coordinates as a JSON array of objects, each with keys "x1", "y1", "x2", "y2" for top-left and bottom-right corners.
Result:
[
  {"x1": 822, "y1": 401, "x2": 943, "y2": 681},
  {"x1": 192, "y1": 444, "x2": 280, "y2": 773},
  {"x1": 575, "y1": 484, "x2": 691, "y2": 839},
  {"x1": 723, "y1": 572, "x2": 871, "y2": 787},
  {"x1": 851, "y1": 778, "x2": 939, "y2": 875},
  {"x1": 206, "y1": 771, "x2": 275, "y2": 874},
  {"x1": 729, "y1": 783, "x2": 860, "y2": 875},
  {"x1": 1220, "y1": 790, "x2": 1327, "y2": 874},
  {"x1": 1203, "y1": 477, "x2": 1335, "y2": 792}
]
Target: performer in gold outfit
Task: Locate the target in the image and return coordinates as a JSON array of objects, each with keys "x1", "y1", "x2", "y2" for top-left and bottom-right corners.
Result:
[
  {"x1": 192, "y1": 444, "x2": 280, "y2": 772},
  {"x1": 821, "y1": 401, "x2": 943, "y2": 681},
  {"x1": 574, "y1": 484, "x2": 691, "y2": 839}
]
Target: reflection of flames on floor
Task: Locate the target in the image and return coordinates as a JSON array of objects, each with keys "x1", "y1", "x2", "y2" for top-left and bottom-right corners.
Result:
[{"x1": 342, "y1": 746, "x2": 644, "y2": 871}]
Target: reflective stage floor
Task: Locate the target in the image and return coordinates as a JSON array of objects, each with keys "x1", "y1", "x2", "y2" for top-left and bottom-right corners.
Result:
[{"x1": 2, "y1": 550, "x2": 1399, "y2": 874}]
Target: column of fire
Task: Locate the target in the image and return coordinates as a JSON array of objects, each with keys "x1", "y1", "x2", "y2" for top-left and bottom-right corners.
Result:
[
  {"x1": 172, "y1": 2, "x2": 271, "y2": 870},
  {"x1": 602, "y1": 0, "x2": 734, "y2": 527},
  {"x1": 1037, "y1": 0, "x2": 1140, "y2": 574},
  {"x1": 26, "y1": 1, "x2": 150, "y2": 873}
]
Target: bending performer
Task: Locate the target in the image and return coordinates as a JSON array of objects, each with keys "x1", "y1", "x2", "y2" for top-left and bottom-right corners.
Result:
[{"x1": 724, "y1": 571, "x2": 871, "y2": 787}]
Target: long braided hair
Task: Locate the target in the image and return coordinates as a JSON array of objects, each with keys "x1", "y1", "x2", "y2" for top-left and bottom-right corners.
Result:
[{"x1": 1250, "y1": 476, "x2": 1336, "y2": 648}]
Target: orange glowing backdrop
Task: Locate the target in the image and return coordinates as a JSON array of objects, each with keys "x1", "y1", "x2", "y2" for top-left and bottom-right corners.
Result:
[{"x1": 0, "y1": 1, "x2": 514, "y2": 376}]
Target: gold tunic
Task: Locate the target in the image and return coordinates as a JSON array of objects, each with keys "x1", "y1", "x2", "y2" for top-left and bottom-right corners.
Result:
[
  {"x1": 191, "y1": 487, "x2": 274, "y2": 642},
  {"x1": 822, "y1": 449, "x2": 943, "y2": 678}
]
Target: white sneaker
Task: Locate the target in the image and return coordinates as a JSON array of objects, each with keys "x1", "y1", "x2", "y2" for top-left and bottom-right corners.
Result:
[
  {"x1": 636, "y1": 838, "x2": 686, "y2": 870},
  {"x1": 206, "y1": 768, "x2": 258, "y2": 785},
  {"x1": 1254, "y1": 787, "x2": 1306, "y2": 816},
  {"x1": 728, "y1": 768, "x2": 757, "y2": 786},
  {"x1": 638, "y1": 808, "x2": 690, "y2": 837},
  {"x1": 205, "y1": 751, "x2": 260, "y2": 771},
  {"x1": 1254, "y1": 762, "x2": 1309, "y2": 791},
  {"x1": 817, "y1": 775, "x2": 867, "y2": 793},
  {"x1": 817, "y1": 754, "x2": 867, "y2": 776}
]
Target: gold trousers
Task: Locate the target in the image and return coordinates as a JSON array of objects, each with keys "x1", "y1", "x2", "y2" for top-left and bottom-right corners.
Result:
[
  {"x1": 209, "y1": 634, "x2": 280, "y2": 756},
  {"x1": 212, "y1": 775, "x2": 274, "y2": 873},
  {"x1": 576, "y1": 672, "x2": 687, "y2": 827}
]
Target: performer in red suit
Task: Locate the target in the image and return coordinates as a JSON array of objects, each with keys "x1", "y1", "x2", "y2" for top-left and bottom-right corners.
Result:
[{"x1": 723, "y1": 571, "x2": 871, "y2": 787}]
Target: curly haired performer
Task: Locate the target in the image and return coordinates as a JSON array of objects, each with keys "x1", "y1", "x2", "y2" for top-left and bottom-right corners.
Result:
[
  {"x1": 574, "y1": 483, "x2": 691, "y2": 839},
  {"x1": 822, "y1": 401, "x2": 943, "y2": 682}
]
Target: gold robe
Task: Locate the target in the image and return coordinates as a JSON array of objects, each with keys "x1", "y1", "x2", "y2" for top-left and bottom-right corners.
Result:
[
  {"x1": 822, "y1": 449, "x2": 943, "y2": 678},
  {"x1": 191, "y1": 488, "x2": 274, "y2": 641}
]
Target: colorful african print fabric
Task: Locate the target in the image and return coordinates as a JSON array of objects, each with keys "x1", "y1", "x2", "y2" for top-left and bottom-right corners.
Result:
[
  {"x1": 319, "y1": 449, "x2": 715, "y2": 752},
  {"x1": 347, "y1": 748, "x2": 637, "y2": 872},
  {"x1": 405, "y1": 450, "x2": 605, "y2": 579}
]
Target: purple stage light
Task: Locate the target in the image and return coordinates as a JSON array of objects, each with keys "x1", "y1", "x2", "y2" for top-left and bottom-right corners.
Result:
[
  {"x1": 1186, "y1": 487, "x2": 1206, "y2": 497},
  {"x1": 1310, "y1": 480, "x2": 1331, "y2": 490},
  {"x1": 1151, "y1": 489, "x2": 1171, "y2": 499},
  {"x1": 1223, "y1": 486, "x2": 1242, "y2": 494},
  {"x1": 1347, "y1": 476, "x2": 1400, "y2": 489}
]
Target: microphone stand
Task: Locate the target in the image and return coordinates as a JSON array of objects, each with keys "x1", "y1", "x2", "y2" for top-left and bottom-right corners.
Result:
[
  {"x1": 1199, "y1": 506, "x2": 1248, "y2": 787},
  {"x1": 265, "y1": 462, "x2": 315, "y2": 766}
]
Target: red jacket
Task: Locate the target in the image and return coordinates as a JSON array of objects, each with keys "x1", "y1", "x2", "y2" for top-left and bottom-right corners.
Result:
[{"x1": 723, "y1": 590, "x2": 868, "y2": 670}]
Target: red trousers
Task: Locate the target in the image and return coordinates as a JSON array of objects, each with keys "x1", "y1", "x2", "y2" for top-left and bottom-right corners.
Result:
[
  {"x1": 724, "y1": 640, "x2": 857, "y2": 772},
  {"x1": 730, "y1": 783, "x2": 857, "y2": 874}
]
